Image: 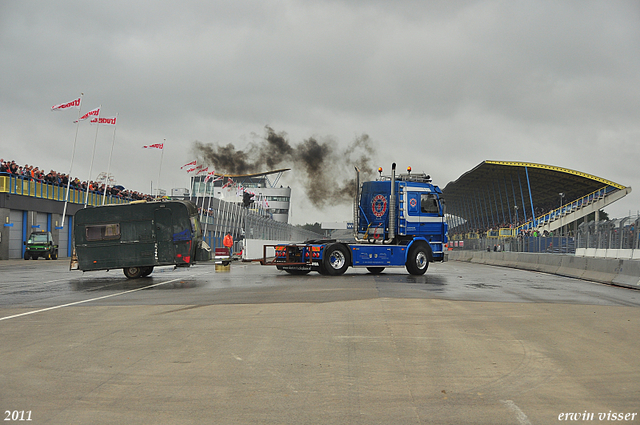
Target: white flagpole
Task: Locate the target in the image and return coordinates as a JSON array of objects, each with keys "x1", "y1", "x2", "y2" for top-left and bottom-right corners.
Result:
[
  {"x1": 198, "y1": 177, "x2": 204, "y2": 224},
  {"x1": 222, "y1": 198, "x2": 229, "y2": 236},
  {"x1": 84, "y1": 105, "x2": 101, "y2": 208},
  {"x1": 202, "y1": 176, "x2": 209, "y2": 232},
  {"x1": 102, "y1": 113, "x2": 118, "y2": 206},
  {"x1": 156, "y1": 139, "x2": 165, "y2": 198},
  {"x1": 61, "y1": 93, "x2": 83, "y2": 226},
  {"x1": 233, "y1": 202, "x2": 242, "y2": 235},
  {"x1": 204, "y1": 184, "x2": 213, "y2": 236},
  {"x1": 214, "y1": 197, "x2": 221, "y2": 246}
]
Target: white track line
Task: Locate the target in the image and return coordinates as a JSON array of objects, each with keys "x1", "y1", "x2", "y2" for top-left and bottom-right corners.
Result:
[{"x1": 0, "y1": 272, "x2": 208, "y2": 322}]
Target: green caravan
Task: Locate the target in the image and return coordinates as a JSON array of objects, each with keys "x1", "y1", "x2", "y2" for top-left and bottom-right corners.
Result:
[{"x1": 71, "y1": 199, "x2": 211, "y2": 278}]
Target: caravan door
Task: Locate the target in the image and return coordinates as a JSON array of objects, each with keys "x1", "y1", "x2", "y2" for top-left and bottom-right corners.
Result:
[{"x1": 154, "y1": 207, "x2": 175, "y2": 263}]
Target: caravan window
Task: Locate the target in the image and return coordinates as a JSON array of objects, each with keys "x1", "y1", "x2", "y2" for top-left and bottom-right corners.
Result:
[{"x1": 86, "y1": 224, "x2": 121, "y2": 241}]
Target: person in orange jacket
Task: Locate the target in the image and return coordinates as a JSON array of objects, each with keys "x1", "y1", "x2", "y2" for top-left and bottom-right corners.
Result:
[{"x1": 223, "y1": 232, "x2": 233, "y2": 257}]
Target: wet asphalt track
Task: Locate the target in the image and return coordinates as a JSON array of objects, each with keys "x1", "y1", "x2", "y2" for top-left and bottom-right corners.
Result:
[{"x1": 1, "y1": 259, "x2": 639, "y2": 424}]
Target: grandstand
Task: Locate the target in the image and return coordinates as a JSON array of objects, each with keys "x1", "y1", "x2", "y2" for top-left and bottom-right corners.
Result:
[{"x1": 443, "y1": 161, "x2": 632, "y2": 238}]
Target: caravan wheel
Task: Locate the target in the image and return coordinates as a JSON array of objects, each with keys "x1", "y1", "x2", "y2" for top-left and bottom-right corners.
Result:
[{"x1": 123, "y1": 267, "x2": 144, "y2": 279}]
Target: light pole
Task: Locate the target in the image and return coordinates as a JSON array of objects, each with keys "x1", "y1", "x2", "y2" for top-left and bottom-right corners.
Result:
[{"x1": 559, "y1": 192, "x2": 565, "y2": 236}]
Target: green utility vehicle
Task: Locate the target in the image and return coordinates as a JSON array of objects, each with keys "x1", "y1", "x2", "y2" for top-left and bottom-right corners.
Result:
[
  {"x1": 24, "y1": 231, "x2": 58, "y2": 260},
  {"x1": 71, "y1": 199, "x2": 211, "y2": 278}
]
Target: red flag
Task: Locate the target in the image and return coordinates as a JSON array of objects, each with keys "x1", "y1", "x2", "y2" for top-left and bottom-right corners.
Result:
[
  {"x1": 51, "y1": 97, "x2": 81, "y2": 111},
  {"x1": 143, "y1": 143, "x2": 164, "y2": 149},
  {"x1": 90, "y1": 116, "x2": 116, "y2": 126},
  {"x1": 181, "y1": 160, "x2": 197, "y2": 169},
  {"x1": 196, "y1": 167, "x2": 209, "y2": 175},
  {"x1": 222, "y1": 178, "x2": 234, "y2": 189},
  {"x1": 74, "y1": 106, "x2": 100, "y2": 123},
  {"x1": 204, "y1": 170, "x2": 216, "y2": 183}
]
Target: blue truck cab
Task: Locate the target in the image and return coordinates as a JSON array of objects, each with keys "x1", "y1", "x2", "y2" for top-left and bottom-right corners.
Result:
[{"x1": 262, "y1": 163, "x2": 448, "y2": 276}]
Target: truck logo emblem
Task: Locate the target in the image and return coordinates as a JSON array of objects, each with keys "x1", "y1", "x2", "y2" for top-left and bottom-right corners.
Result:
[
  {"x1": 371, "y1": 194, "x2": 387, "y2": 218},
  {"x1": 409, "y1": 198, "x2": 417, "y2": 208}
]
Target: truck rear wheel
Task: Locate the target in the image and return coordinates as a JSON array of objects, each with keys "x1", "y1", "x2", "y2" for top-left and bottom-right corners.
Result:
[
  {"x1": 406, "y1": 244, "x2": 429, "y2": 275},
  {"x1": 317, "y1": 261, "x2": 329, "y2": 275},
  {"x1": 123, "y1": 267, "x2": 144, "y2": 279},
  {"x1": 323, "y1": 244, "x2": 350, "y2": 276}
]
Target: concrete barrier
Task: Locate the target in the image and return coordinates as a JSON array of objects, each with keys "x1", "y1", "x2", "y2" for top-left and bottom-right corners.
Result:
[
  {"x1": 585, "y1": 248, "x2": 597, "y2": 257},
  {"x1": 612, "y1": 260, "x2": 640, "y2": 288},
  {"x1": 448, "y1": 250, "x2": 640, "y2": 290},
  {"x1": 568, "y1": 248, "x2": 636, "y2": 259},
  {"x1": 557, "y1": 255, "x2": 588, "y2": 280}
]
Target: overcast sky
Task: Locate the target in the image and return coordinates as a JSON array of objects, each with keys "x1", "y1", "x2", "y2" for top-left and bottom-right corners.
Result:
[{"x1": 1, "y1": 0, "x2": 639, "y2": 224}]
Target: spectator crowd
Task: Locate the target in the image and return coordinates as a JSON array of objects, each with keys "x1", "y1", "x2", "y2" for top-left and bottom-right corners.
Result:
[{"x1": 0, "y1": 157, "x2": 154, "y2": 201}]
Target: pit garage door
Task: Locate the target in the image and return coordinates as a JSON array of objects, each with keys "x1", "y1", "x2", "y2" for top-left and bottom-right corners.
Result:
[
  {"x1": 35, "y1": 212, "x2": 48, "y2": 232},
  {"x1": 8, "y1": 210, "x2": 24, "y2": 259},
  {"x1": 57, "y1": 216, "x2": 70, "y2": 258}
]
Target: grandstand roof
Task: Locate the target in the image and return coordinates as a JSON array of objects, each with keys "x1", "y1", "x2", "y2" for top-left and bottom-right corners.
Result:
[
  {"x1": 442, "y1": 161, "x2": 629, "y2": 230},
  {"x1": 212, "y1": 168, "x2": 291, "y2": 179}
]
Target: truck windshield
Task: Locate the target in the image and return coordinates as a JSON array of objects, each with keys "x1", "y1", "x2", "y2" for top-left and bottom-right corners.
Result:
[{"x1": 421, "y1": 194, "x2": 440, "y2": 214}]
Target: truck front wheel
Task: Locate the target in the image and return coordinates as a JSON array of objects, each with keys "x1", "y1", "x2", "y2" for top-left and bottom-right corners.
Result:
[
  {"x1": 406, "y1": 244, "x2": 429, "y2": 275},
  {"x1": 323, "y1": 244, "x2": 350, "y2": 276}
]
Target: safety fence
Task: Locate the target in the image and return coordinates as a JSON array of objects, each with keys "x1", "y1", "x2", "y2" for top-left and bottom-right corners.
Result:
[
  {"x1": 188, "y1": 196, "x2": 322, "y2": 253},
  {"x1": 576, "y1": 216, "x2": 640, "y2": 250},
  {"x1": 449, "y1": 215, "x2": 640, "y2": 255},
  {"x1": 450, "y1": 235, "x2": 576, "y2": 254}
]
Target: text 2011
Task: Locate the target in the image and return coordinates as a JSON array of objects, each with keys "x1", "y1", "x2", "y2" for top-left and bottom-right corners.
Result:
[{"x1": 4, "y1": 411, "x2": 32, "y2": 421}]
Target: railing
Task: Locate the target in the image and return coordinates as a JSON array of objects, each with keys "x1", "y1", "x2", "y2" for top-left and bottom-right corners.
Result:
[
  {"x1": 516, "y1": 185, "x2": 617, "y2": 232},
  {"x1": 0, "y1": 174, "x2": 130, "y2": 206}
]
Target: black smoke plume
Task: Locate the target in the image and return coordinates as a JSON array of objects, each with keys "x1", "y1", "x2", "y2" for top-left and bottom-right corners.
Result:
[{"x1": 192, "y1": 126, "x2": 377, "y2": 208}]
